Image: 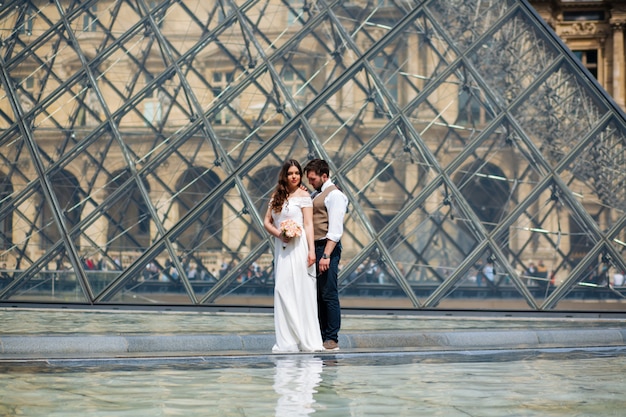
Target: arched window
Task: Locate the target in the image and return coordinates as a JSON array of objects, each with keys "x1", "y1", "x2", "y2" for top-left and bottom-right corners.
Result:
[
  {"x1": 40, "y1": 169, "x2": 82, "y2": 250},
  {"x1": 175, "y1": 167, "x2": 222, "y2": 251},
  {"x1": 106, "y1": 170, "x2": 151, "y2": 252},
  {"x1": 454, "y1": 160, "x2": 511, "y2": 234}
]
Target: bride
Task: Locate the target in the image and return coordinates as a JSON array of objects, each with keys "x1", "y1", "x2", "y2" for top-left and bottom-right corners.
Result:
[{"x1": 264, "y1": 159, "x2": 324, "y2": 353}]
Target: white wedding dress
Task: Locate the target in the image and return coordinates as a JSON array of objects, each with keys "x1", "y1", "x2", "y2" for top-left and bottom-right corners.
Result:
[{"x1": 271, "y1": 196, "x2": 324, "y2": 353}]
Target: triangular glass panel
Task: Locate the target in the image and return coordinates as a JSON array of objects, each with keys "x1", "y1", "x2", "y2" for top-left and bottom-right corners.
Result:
[
  {"x1": 342, "y1": 120, "x2": 429, "y2": 234},
  {"x1": 468, "y1": 10, "x2": 561, "y2": 104},
  {"x1": 453, "y1": 161, "x2": 508, "y2": 233},
  {"x1": 339, "y1": 243, "x2": 417, "y2": 309},
  {"x1": 408, "y1": 67, "x2": 498, "y2": 166},
  {"x1": 551, "y1": 248, "x2": 624, "y2": 312},
  {"x1": 0, "y1": 4, "x2": 59, "y2": 59},
  {"x1": 198, "y1": 249, "x2": 275, "y2": 305},
  {"x1": 2, "y1": 248, "x2": 88, "y2": 303},
  {"x1": 426, "y1": 0, "x2": 517, "y2": 54},
  {"x1": 375, "y1": 182, "x2": 480, "y2": 306},
  {"x1": 95, "y1": 169, "x2": 156, "y2": 254},
  {"x1": 558, "y1": 118, "x2": 626, "y2": 229},
  {"x1": 512, "y1": 62, "x2": 609, "y2": 170},
  {"x1": 432, "y1": 244, "x2": 533, "y2": 310},
  {"x1": 103, "y1": 242, "x2": 194, "y2": 305}
]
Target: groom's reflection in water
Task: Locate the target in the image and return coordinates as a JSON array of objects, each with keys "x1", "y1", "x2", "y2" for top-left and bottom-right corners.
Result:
[{"x1": 273, "y1": 356, "x2": 323, "y2": 416}]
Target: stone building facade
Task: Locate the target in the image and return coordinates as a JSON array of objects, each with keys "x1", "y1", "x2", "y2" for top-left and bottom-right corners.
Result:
[{"x1": 531, "y1": 0, "x2": 626, "y2": 109}]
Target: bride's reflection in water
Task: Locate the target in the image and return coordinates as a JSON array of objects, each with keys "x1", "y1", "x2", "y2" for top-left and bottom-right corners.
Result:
[{"x1": 273, "y1": 356, "x2": 323, "y2": 416}]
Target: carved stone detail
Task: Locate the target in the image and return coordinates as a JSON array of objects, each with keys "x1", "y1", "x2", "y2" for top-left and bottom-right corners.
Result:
[
  {"x1": 559, "y1": 22, "x2": 610, "y2": 37},
  {"x1": 610, "y1": 21, "x2": 626, "y2": 32}
]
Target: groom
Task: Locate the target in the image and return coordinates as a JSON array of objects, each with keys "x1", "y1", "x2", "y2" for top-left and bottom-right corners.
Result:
[{"x1": 304, "y1": 159, "x2": 348, "y2": 351}]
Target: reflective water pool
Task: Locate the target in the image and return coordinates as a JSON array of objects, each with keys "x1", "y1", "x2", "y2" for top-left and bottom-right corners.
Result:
[{"x1": 1, "y1": 349, "x2": 625, "y2": 416}]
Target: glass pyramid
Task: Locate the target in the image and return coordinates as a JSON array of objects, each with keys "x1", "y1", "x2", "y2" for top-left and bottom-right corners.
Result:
[{"x1": 1, "y1": 0, "x2": 625, "y2": 311}]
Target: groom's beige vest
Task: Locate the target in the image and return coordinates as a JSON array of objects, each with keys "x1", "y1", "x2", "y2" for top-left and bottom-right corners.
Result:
[{"x1": 312, "y1": 185, "x2": 337, "y2": 241}]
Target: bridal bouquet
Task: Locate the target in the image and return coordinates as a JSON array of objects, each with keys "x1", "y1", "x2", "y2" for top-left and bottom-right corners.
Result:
[{"x1": 279, "y1": 219, "x2": 301, "y2": 249}]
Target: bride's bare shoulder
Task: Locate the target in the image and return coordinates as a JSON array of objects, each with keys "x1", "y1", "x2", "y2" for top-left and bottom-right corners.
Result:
[{"x1": 295, "y1": 188, "x2": 311, "y2": 198}]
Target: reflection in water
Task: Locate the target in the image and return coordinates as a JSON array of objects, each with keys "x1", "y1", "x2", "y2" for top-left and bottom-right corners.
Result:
[
  {"x1": 273, "y1": 356, "x2": 323, "y2": 416},
  {"x1": 1, "y1": 350, "x2": 626, "y2": 415}
]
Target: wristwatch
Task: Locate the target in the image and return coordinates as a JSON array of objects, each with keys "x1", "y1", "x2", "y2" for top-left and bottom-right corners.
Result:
[{"x1": 322, "y1": 253, "x2": 329, "y2": 259}]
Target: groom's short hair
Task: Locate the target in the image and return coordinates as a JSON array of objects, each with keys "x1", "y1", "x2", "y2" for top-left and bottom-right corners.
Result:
[{"x1": 304, "y1": 159, "x2": 329, "y2": 176}]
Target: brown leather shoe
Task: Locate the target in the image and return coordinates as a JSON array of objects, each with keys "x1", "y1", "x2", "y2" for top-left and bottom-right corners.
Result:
[{"x1": 323, "y1": 340, "x2": 340, "y2": 351}]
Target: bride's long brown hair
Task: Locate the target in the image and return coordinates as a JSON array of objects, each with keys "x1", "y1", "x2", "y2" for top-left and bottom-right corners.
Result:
[{"x1": 270, "y1": 159, "x2": 303, "y2": 213}]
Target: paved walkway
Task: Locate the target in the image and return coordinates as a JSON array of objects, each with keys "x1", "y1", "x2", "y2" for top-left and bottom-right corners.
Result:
[{"x1": 2, "y1": 327, "x2": 626, "y2": 360}]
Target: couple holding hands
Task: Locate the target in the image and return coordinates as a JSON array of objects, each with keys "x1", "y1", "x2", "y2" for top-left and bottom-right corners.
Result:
[{"x1": 263, "y1": 159, "x2": 348, "y2": 353}]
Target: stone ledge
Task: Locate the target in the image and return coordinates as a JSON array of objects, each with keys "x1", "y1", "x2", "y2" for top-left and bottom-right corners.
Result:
[{"x1": 0, "y1": 328, "x2": 623, "y2": 359}]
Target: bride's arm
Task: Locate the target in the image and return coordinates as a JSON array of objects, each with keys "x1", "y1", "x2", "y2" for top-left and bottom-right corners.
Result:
[{"x1": 263, "y1": 202, "x2": 280, "y2": 238}]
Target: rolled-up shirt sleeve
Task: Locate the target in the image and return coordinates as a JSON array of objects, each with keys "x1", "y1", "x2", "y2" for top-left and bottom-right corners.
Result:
[{"x1": 324, "y1": 189, "x2": 348, "y2": 242}]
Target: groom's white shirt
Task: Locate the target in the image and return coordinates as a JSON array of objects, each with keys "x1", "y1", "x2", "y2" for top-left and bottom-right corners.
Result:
[{"x1": 317, "y1": 179, "x2": 348, "y2": 243}]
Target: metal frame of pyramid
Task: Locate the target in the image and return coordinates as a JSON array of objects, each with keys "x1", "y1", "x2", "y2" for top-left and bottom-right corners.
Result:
[{"x1": 1, "y1": 0, "x2": 625, "y2": 310}]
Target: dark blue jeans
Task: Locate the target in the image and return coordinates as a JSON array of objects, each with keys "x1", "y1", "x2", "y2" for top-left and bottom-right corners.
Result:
[{"x1": 315, "y1": 242, "x2": 341, "y2": 343}]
